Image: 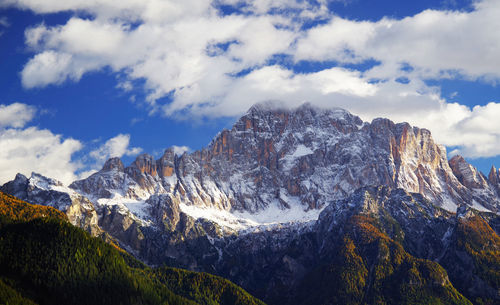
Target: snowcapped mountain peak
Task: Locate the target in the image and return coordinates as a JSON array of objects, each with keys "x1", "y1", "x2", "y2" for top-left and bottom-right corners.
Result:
[
  {"x1": 236, "y1": 102, "x2": 363, "y2": 135},
  {"x1": 1, "y1": 171, "x2": 101, "y2": 235},
  {"x1": 28, "y1": 172, "x2": 64, "y2": 190},
  {"x1": 63, "y1": 104, "x2": 499, "y2": 223},
  {"x1": 5, "y1": 103, "x2": 500, "y2": 243}
]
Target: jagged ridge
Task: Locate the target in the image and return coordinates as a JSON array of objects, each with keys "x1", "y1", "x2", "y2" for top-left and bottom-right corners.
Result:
[
  {"x1": 0, "y1": 192, "x2": 265, "y2": 305},
  {"x1": 2, "y1": 103, "x2": 500, "y2": 304}
]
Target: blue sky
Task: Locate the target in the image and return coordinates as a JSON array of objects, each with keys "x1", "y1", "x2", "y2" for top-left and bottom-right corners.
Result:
[{"x1": 0, "y1": 0, "x2": 499, "y2": 184}]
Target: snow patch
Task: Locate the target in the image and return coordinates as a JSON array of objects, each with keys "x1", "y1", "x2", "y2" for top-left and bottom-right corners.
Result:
[
  {"x1": 441, "y1": 227, "x2": 453, "y2": 242},
  {"x1": 179, "y1": 199, "x2": 324, "y2": 232},
  {"x1": 470, "y1": 200, "x2": 492, "y2": 213},
  {"x1": 124, "y1": 201, "x2": 151, "y2": 221},
  {"x1": 289, "y1": 145, "x2": 313, "y2": 159},
  {"x1": 281, "y1": 145, "x2": 314, "y2": 171},
  {"x1": 97, "y1": 194, "x2": 153, "y2": 225},
  {"x1": 440, "y1": 195, "x2": 458, "y2": 213},
  {"x1": 234, "y1": 201, "x2": 323, "y2": 227},
  {"x1": 179, "y1": 203, "x2": 256, "y2": 230}
]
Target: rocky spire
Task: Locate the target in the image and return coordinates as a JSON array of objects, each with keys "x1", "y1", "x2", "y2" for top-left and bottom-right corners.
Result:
[
  {"x1": 449, "y1": 155, "x2": 489, "y2": 189},
  {"x1": 157, "y1": 148, "x2": 176, "y2": 178},
  {"x1": 124, "y1": 154, "x2": 159, "y2": 190},
  {"x1": 101, "y1": 157, "x2": 125, "y2": 172},
  {"x1": 488, "y1": 165, "x2": 499, "y2": 185},
  {"x1": 129, "y1": 154, "x2": 157, "y2": 176},
  {"x1": 0, "y1": 173, "x2": 29, "y2": 199}
]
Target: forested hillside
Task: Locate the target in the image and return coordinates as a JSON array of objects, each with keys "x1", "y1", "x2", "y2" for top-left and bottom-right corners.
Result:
[{"x1": 0, "y1": 191, "x2": 265, "y2": 305}]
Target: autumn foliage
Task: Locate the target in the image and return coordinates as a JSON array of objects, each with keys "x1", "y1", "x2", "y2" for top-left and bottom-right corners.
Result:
[
  {"x1": 456, "y1": 215, "x2": 500, "y2": 292},
  {"x1": 0, "y1": 191, "x2": 66, "y2": 224},
  {"x1": 0, "y1": 191, "x2": 264, "y2": 305},
  {"x1": 294, "y1": 214, "x2": 472, "y2": 305}
]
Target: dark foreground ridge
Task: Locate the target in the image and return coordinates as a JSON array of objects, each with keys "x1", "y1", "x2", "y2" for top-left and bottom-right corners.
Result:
[{"x1": 0, "y1": 191, "x2": 265, "y2": 305}]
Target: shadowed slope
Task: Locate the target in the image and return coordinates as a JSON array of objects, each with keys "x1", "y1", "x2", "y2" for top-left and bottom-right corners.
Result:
[
  {"x1": 293, "y1": 215, "x2": 472, "y2": 305},
  {"x1": 0, "y1": 191, "x2": 265, "y2": 305}
]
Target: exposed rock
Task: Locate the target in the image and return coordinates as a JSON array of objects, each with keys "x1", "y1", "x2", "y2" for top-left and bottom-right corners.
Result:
[
  {"x1": 449, "y1": 155, "x2": 489, "y2": 189},
  {"x1": 0, "y1": 172, "x2": 101, "y2": 236},
  {"x1": 2, "y1": 103, "x2": 500, "y2": 304},
  {"x1": 488, "y1": 165, "x2": 499, "y2": 185},
  {"x1": 102, "y1": 157, "x2": 125, "y2": 172},
  {"x1": 69, "y1": 103, "x2": 500, "y2": 219}
]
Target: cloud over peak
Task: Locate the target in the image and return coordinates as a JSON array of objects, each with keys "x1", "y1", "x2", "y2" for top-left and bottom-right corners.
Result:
[
  {"x1": 3, "y1": 0, "x2": 500, "y2": 158},
  {"x1": 89, "y1": 134, "x2": 142, "y2": 165}
]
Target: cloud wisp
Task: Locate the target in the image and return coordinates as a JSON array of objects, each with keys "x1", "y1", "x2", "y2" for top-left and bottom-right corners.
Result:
[{"x1": 89, "y1": 134, "x2": 142, "y2": 167}]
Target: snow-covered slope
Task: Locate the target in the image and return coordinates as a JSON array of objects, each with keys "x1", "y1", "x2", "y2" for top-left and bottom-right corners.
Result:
[
  {"x1": 64, "y1": 102, "x2": 498, "y2": 231},
  {"x1": 0, "y1": 173, "x2": 101, "y2": 235},
  {"x1": 3, "y1": 102, "x2": 500, "y2": 304},
  {"x1": 3, "y1": 102, "x2": 500, "y2": 257}
]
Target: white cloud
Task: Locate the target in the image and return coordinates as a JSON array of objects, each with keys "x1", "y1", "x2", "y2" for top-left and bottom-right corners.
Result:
[
  {"x1": 5, "y1": 0, "x2": 500, "y2": 158},
  {"x1": 0, "y1": 103, "x2": 144, "y2": 184},
  {"x1": 171, "y1": 145, "x2": 190, "y2": 155},
  {"x1": 294, "y1": 17, "x2": 375, "y2": 63},
  {"x1": 0, "y1": 103, "x2": 37, "y2": 128},
  {"x1": 0, "y1": 103, "x2": 81, "y2": 185},
  {"x1": 22, "y1": 51, "x2": 76, "y2": 88},
  {"x1": 12, "y1": 0, "x2": 500, "y2": 90},
  {"x1": 170, "y1": 65, "x2": 378, "y2": 118},
  {"x1": 73, "y1": 133, "x2": 144, "y2": 179},
  {"x1": 0, "y1": 127, "x2": 82, "y2": 185},
  {"x1": 89, "y1": 134, "x2": 142, "y2": 166},
  {"x1": 15, "y1": 1, "x2": 300, "y2": 102},
  {"x1": 294, "y1": 1, "x2": 500, "y2": 81},
  {"x1": 117, "y1": 80, "x2": 133, "y2": 92},
  {"x1": 440, "y1": 102, "x2": 500, "y2": 158}
]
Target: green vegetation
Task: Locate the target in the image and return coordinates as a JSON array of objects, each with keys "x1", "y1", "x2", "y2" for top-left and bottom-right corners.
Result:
[
  {"x1": 0, "y1": 191, "x2": 264, "y2": 305},
  {"x1": 0, "y1": 278, "x2": 37, "y2": 305},
  {"x1": 446, "y1": 215, "x2": 500, "y2": 305},
  {"x1": 153, "y1": 267, "x2": 265, "y2": 305},
  {"x1": 295, "y1": 215, "x2": 472, "y2": 305},
  {"x1": 456, "y1": 215, "x2": 500, "y2": 289},
  {"x1": 2, "y1": 188, "x2": 497, "y2": 305},
  {"x1": 0, "y1": 191, "x2": 66, "y2": 225}
]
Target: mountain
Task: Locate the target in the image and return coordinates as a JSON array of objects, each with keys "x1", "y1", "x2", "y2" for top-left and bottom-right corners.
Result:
[
  {"x1": 2, "y1": 102, "x2": 500, "y2": 304},
  {"x1": 1, "y1": 173, "x2": 101, "y2": 235},
  {"x1": 0, "y1": 190, "x2": 66, "y2": 223},
  {"x1": 0, "y1": 190, "x2": 265, "y2": 305}
]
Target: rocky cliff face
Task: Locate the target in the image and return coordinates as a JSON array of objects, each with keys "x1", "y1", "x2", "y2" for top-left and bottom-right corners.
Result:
[
  {"x1": 61, "y1": 104, "x2": 496, "y2": 222},
  {"x1": 0, "y1": 173, "x2": 101, "y2": 236},
  {"x1": 196, "y1": 186, "x2": 499, "y2": 303},
  {"x1": 2, "y1": 102, "x2": 500, "y2": 304}
]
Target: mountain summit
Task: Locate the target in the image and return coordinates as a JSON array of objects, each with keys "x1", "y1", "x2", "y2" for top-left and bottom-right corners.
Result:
[
  {"x1": 69, "y1": 102, "x2": 499, "y2": 220},
  {"x1": 2, "y1": 103, "x2": 499, "y2": 304}
]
